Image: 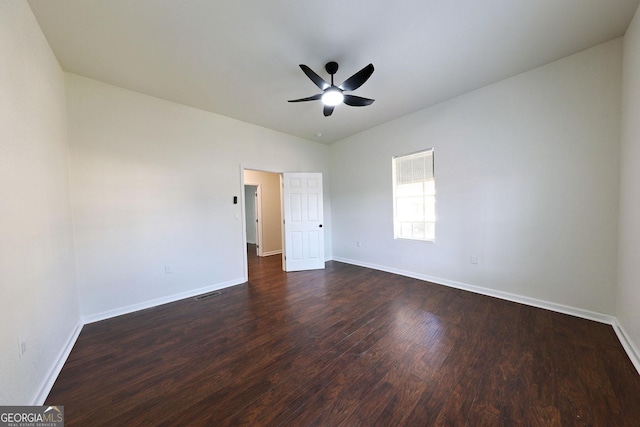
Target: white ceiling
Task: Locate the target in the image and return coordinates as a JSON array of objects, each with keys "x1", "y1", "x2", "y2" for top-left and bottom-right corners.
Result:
[{"x1": 28, "y1": 0, "x2": 640, "y2": 144}]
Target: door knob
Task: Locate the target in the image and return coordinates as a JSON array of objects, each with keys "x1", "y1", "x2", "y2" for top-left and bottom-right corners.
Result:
[{"x1": 319, "y1": 224, "x2": 323, "y2": 228}]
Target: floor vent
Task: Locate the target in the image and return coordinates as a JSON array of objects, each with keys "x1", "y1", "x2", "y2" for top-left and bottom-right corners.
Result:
[{"x1": 195, "y1": 291, "x2": 222, "y2": 301}]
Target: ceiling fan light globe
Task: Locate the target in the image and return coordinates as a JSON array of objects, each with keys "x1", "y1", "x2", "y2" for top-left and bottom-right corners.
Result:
[{"x1": 322, "y1": 89, "x2": 344, "y2": 106}]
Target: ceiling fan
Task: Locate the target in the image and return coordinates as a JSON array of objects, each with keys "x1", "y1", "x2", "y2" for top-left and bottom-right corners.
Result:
[{"x1": 288, "y1": 61, "x2": 375, "y2": 117}]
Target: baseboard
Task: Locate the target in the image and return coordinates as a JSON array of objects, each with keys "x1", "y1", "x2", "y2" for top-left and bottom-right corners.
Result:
[
  {"x1": 81, "y1": 278, "x2": 246, "y2": 324},
  {"x1": 612, "y1": 321, "x2": 640, "y2": 375},
  {"x1": 261, "y1": 250, "x2": 282, "y2": 257},
  {"x1": 31, "y1": 321, "x2": 83, "y2": 405},
  {"x1": 333, "y1": 256, "x2": 616, "y2": 325}
]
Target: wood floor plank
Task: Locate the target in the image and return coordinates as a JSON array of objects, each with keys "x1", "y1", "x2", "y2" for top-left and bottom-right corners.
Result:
[{"x1": 45, "y1": 245, "x2": 640, "y2": 426}]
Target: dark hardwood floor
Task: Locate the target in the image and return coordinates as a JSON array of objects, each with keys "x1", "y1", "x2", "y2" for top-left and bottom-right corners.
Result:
[{"x1": 46, "y1": 245, "x2": 640, "y2": 426}]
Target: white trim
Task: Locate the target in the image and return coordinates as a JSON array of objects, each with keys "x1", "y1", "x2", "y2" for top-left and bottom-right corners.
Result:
[
  {"x1": 81, "y1": 278, "x2": 245, "y2": 324},
  {"x1": 261, "y1": 249, "x2": 282, "y2": 257},
  {"x1": 32, "y1": 322, "x2": 83, "y2": 405},
  {"x1": 612, "y1": 320, "x2": 640, "y2": 375},
  {"x1": 240, "y1": 164, "x2": 249, "y2": 283}
]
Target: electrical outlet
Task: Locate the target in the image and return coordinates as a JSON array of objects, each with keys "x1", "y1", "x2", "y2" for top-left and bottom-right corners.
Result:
[
  {"x1": 470, "y1": 255, "x2": 479, "y2": 264},
  {"x1": 356, "y1": 241, "x2": 361, "y2": 247},
  {"x1": 19, "y1": 336, "x2": 26, "y2": 357},
  {"x1": 165, "y1": 265, "x2": 172, "y2": 274}
]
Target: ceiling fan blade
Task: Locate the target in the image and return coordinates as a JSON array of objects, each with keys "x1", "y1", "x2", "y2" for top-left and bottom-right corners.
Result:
[
  {"x1": 300, "y1": 64, "x2": 330, "y2": 90},
  {"x1": 323, "y1": 105, "x2": 334, "y2": 117},
  {"x1": 288, "y1": 94, "x2": 322, "y2": 102},
  {"x1": 339, "y1": 63, "x2": 374, "y2": 91},
  {"x1": 343, "y1": 94, "x2": 375, "y2": 106}
]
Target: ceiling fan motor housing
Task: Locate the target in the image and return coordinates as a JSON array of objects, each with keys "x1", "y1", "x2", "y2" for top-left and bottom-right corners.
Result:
[{"x1": 325, "y1": 61, "x2": 339, "y2": 75}]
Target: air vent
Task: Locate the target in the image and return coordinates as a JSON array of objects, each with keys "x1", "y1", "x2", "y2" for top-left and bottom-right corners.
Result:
[{"x1": 194, "y1": 291, "x2": 221, "y2": 301}]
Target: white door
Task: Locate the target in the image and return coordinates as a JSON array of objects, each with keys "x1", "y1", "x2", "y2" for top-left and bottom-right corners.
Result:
[{"x1": 282, "y1": 173, "x2": 325, "y2": 271}]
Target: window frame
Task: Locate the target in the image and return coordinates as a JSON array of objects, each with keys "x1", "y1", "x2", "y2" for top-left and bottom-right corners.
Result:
[{"x1": 392, "y1": 148, "x2": 436, "y2": 242}]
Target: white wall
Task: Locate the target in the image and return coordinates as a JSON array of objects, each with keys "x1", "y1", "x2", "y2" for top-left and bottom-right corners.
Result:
[
  {"x1": 0, "y1": 2, "x2": 79, "y2": 404},
  {"x1": 331, "y1": 40, "x2": 622, "y2": 316},
  {"x1": 65, "y1": 74, "x2": 331, "y2": 320},
  {"x1": 618, "y1": 6, "x2": 640, "y2": 365}
]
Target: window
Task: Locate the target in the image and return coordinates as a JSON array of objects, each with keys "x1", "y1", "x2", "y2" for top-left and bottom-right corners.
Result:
[{"x1": 392, "y1": 149, "x2": 435, "y2": 241}]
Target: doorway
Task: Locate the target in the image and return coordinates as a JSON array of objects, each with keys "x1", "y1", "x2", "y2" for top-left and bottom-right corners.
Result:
[
  {"x1": 243, "y1": 169, "x2": 283, "y2": 275},
  {"x1": 244, "y1": 184, "x2": 259, "y2": 257},
  {"x1": 242, "y1": 169, "x2": 326, "y2": 279}
]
